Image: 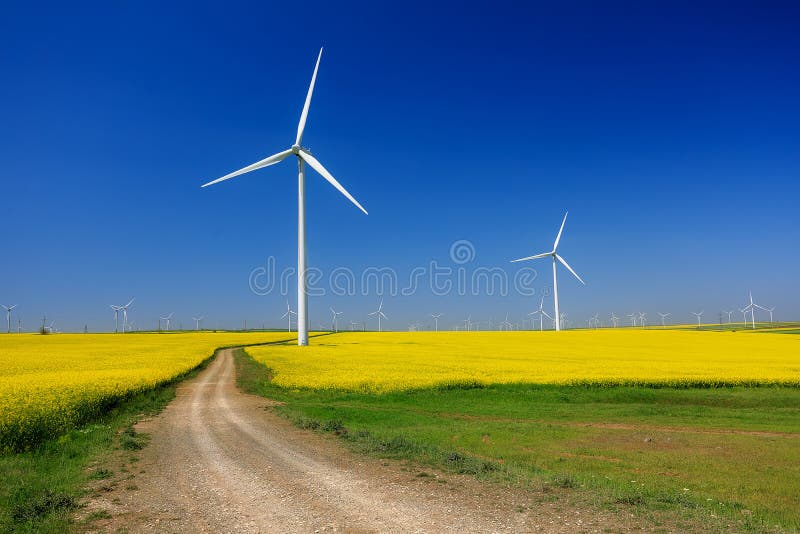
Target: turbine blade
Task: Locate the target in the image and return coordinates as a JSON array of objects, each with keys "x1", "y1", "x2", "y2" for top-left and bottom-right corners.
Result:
[
  {"x1": 555, "y1": 254, "x2": 586, "y2": 285},
  {"x1": 511, "y1": 251, "x2": 551, "y2": 263},
  {"x1": 368, "y1": 311, "x2": 377, "y2": 316},
  {"x1": 281, "y1": 312, "x2": 288, "y2": 319},
  {"x1": 380, "y1": 312, "x2": 388, "y2": 319},
  {"x1": 202, "y1": 149, "x2": 293, "y2": 188},
  {"x1": 542, "y1": 311, "x2": 553, "y2": 320},
  {"x1": 553, "y1": 212, "x2": 568, "y2": 250},
  {"x1": 296, "y1": 48, "x2": 323, "y2": 146},
  {"x1": 124, "y1": 298, "x2": 135, "y2": 308},
  {"x1": 298, "y1": 149, "x2": 368, "y2": 214}
]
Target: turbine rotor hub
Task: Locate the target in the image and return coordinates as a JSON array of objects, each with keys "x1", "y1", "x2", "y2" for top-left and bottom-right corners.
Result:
[{"x1": 291, "y1": 144, "x2": 301, "y2": 154}]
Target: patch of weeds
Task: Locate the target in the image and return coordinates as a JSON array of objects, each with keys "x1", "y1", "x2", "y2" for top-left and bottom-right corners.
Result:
[
  {"x1": 88, "y1": 467, "x2": 113, "y2": 480},
  {"x1": 10, "y1": 487, "x2": 77, "y2": 522},
  {"x1": 416, "y1": 471, "x2": 433, "y2": 478},
  {"x1": 655, "y1": 491, "x2": 697, "y2": 509},
  {"x1": 377, "y1": 435, "x2": 418, "y2": 453},
  {"x1": 322, "y1": 419, "x2": 348, "y2": 436},
  {"x1": 125, "y1": 484, "x2": 139, "y2": 491},
  {"x1": 443, "y1": 451, "x2": 499, "y2": 475},
  {"x1": 119, "y1": 426, "x2": 146, "y2": 450},
  {"x1": 616, "y1": 494, "x2": 646, "y2": 506},
  {"x1": 552, "y1": 473, "x2": 578, "y2": 489},
  {"x1": 295, "y1": 417, "x2": 320, "y2": 430}
]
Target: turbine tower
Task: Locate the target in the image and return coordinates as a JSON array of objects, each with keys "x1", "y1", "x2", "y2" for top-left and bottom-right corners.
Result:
[
  {"x1": 281, "y1": 301, "x2": 297, "y2": 332},
  {"x1": 2, "y1": 304, "x2": 17, "y2": 334},
  {"x1": 430, "y1": 313, "x2": 443, "y2": 332},
  {"x1": 529, "y1": 296, "x2": 553, "y2": 331},
  {"x1": 330, "y1": 307, "x2": 343, "y2": 332},
  {"x1": 368, "y1": 299, "x2": 387, "y2": 332},
  {"x1": 610, "y1": 313, "x2": 619, "y2": 328},
  {"x1": 120, "y1": 298, "x2": 134, "y2": 334},
  {"x1": 110, "y1": 305, "x2": 121, "y2": 333},
  {"x1": 511, "y1": 212, "x2": 585, "y2": 331},
  {"x1": 741, "y1": 291, "x2": 767, "y2": 329},
  {"x1": 724, "y1": 310, "x2": 734, "y2": 323},
  {"x1": 160, "y1": 313, "x2": 174, "y2": 331},
  {"x1": 202, "y1": 48, "x2": 367, "y2": 347},
  {"x1": 192, "y1": 315, "x2": 205, "y2": 331}
]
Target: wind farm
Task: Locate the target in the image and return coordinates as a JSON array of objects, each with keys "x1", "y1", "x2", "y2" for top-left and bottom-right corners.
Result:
[{"x1": 2, "y1": 5, "x2": 800, "y2": 533}]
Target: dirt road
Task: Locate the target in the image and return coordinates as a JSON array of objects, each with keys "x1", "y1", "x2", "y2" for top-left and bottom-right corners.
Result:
[{"x1": 84, "y1": 349, "x2": 660, "y2": 532}]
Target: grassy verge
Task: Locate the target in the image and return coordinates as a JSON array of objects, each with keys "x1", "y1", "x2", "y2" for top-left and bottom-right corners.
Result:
[
  {"x1": 0, "y1": 348, "x2": 219, "y2": 533},
  {"x1": 235, "y1": 348, "x2": 798, "y2": 533}
]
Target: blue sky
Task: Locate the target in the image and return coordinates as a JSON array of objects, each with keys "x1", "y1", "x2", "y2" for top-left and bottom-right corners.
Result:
[{"x1": 1, "y1": 1, "x2": 798, "y2": 331}]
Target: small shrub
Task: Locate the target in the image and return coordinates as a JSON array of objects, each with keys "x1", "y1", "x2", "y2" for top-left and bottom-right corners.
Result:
[{"x1": 10, "y1": 488, "x2": 77, "y2": 522}]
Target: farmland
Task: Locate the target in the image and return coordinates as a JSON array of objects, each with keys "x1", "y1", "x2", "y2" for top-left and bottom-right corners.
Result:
[
  {"x1": 0, "y1": 332, "x2": 294, "y2": 452},
  {"x1": 243, "y1": 330, "x2": 800, "y2": 530}
]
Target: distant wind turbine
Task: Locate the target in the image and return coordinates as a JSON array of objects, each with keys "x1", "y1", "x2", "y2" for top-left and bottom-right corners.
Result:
[
  {"x1": 691, "y1": 311, "x2": 704, "y2": 328},
  {"x1": 627, "y1": 313, "x2": 637, "y2": 327},
  {"x1": 192, "y1": 315, "x2": 205, "y2": 331},
  {"x1": 657, "y1": 312, "x2": 671, "y2": 327},
  {"x1": 330, "y1": 307, "x2": 343, "y2": 332},
  {"x1": 610, "y1": 313, "x2": 619, "y2": 328},
  {"x1": 281, "y1": 301, "x2": 297, "y2": 332},
  {"x1": 724, "y1": 310, "x2": 734, "y2": 323},
  {"x1": 2, "y1": 304, "x2": 17, "y2": 334},
  {"x1": 120, "y1": 298, "x2": 134, "y2": 334},
  {"x1": 501, "y1": 313, "x2": 513, "y2": 331},
  {"x1": 638, "y1": 312, "x2": 647, "y2": 328},
  {"x1": 765, "y1": 306, "x2": 775, "y2": 323},
  {"x1": 741, "y1": 291, "x2": 767, "y2": 329},
  {"x1": 430, "y1": 313, "x2": 443, "y2": 332},
  {"x1": 529, "y1": 296, "x2": 553, "y2": 331},
  {"x1": 511, "y1": 212, "x2": 585, "y2": 331},
  {"x1": 368, "y1": 299, "x2": 388, "y2": 332},
  {"x1": 201, "y1": 48, "x2": 368, "y2": 347},
  {"x1": 160, "y1": 313, "x2": 174, "y2": 331}
]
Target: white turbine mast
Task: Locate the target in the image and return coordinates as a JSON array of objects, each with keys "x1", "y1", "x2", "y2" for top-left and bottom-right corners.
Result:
[
  {"x1": 202, "y1": 48, "x2": 367, "y2": 347},
  {"x1": 281, "y1": 301, "x2": 297, "y2": 333},
  {"x1": 430, "y1": 313, "x2": 443, "y2": 332},
  {"x1": 160, "y1": 313, "x2": 174, "y2": 331},
  {"x1": 610, "y1": 313, "x2": 619, "y2": 328},
  {"x1": 120, "y1": 298, "x2": 134, "y2": 334},
  {"x1": 741, "y1": 291, "x2": 767, "y2": 329},
  {"x1": 657, "y1": 312, "x2": 671, "y2": 327},
  {"x1": 512, "y1": 212, "x2": 585, "y2": 331},
  {"x1": 627, "y1": 313, "x2": 637, "y2": 327},
  {"x1": 529, "y1": 296, "x2": 553, "y2": 331},
  {"x1": 192, "y1": 315, "x2": 205, "y2": 330},
  {"x1": 638, "y1": 312, "x2": 647, "y2": 328},
  {"x1": 724, "y1": 310, "x2": 734, "y2": 323},
  {"x1": 2, "y1": 304, "x2": 17, "y2": 334},
  {"x1": 691, "y1": 311, "x2": 704, "y2": 328},
  {"x1": 330, "y1": 307, "x2": 343, "y2": 332},
  {"x1": 368, "y1": 299, "x2": 388, "y2": 332}
]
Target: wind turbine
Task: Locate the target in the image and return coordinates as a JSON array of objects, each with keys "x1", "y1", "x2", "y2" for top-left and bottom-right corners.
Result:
[
  {"x1": 501, "y1": 313, "x2": 513, "y2": 331},
  {"x1": 127, "y1": 320, "x2": 136, "y2": 332},
  {"x1": 511, "y1": 212, "x2": 585, "y2": 331},
  {"x1": 529, "y1": 296, "x2": 553, "y2": 331},
  {"x1": 638, "y1": 312, "x2": 647, "y2": 328},
  {"x1": 192, "y1": 315, "x2": 205, "y2": 331},
  {"x1": 281, "y1": 301, "x2": 297, "y2": 332},
  {"x1": 110, "y1": 305, "x2": 121, "y2": 333},
  {"x1": 657, "y1": 312, "x2": 671, "y2": 327},
  {"x1": 2, "y1": 305, "x2": 17, "y2": 334},
  {"x1": 430, "y1": 313, "x2": 443, "y2": 332},
  {"x1": 627, "y1": 313, "x2": 637, "y2": 327},
  {"x1": 610, "y1": 313, "x2": 619, "y2": 328},
  {"x1": 330, "y1": 307, "x2": 343, "y2": 332},
  {"x1": 160, "y1": 313, "x2": 174, "y2": 331},
  {"x1": 463, "y1": 315, "x2": 473, "y2": 332},
  {"x1": 765, "y1": 306, "x2": 775, "y2": 323},
  {"x1": 120, "y1": 298, "x2": 134, "y2": 334},
  {"x1": 741, "y1": 291, "x2": 766, "y2": 329},
  {"x1": 724, "y1": 310, "x2": 734, "y2": 323},
  {"x1": 201, "y1": 48, "x2": 367, "y2": 347},
  {"x1": 368, "y1": 299, "x2": 388, "y2": 332},
  {"x1": 691, "y1": 311, "x2": 704, "y2": 328}
]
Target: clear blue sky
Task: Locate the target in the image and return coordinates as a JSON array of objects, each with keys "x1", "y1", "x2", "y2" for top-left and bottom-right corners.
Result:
[{"x1": 1, "y1": 1, "x2": 798, "y2": 331}]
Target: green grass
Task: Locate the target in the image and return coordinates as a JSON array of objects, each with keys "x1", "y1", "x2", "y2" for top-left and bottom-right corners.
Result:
[{"x1": 236, "y1": 348, "x2": 799, "y2": 532}]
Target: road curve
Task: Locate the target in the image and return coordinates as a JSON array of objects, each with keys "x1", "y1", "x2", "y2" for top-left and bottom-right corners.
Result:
[{"x1": 85, "y1": 348, "x2": 647, "y2": 533}]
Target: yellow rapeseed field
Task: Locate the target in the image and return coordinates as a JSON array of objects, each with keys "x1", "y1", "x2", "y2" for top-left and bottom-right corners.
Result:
[
  {"x1": 0, "y1": 332, "x2": 293, "y2": 452},
  {"x1": 247, "y1": 330, "x2": 800, "y2": 393}
]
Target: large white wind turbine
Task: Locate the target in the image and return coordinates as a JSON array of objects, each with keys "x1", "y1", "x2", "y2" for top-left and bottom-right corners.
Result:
[
  {"x1": 281, "y1": 301, "x2": 297, "y2": 332},
  {"x1": 368, "y1": 299, "x2": 387, "y2": 332},
  {"x1": 201, "y1": 48, "x2": 367, "y2": 347},
  {"x1": 2, "y1": 304, "x2": 17, "y2": 334},
  {"x1": 512, "y1": 212, "x2": 585, "y2": 331},
  {"x1": 430, "y1": 313, "x2": 443, "y2": 332}
]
